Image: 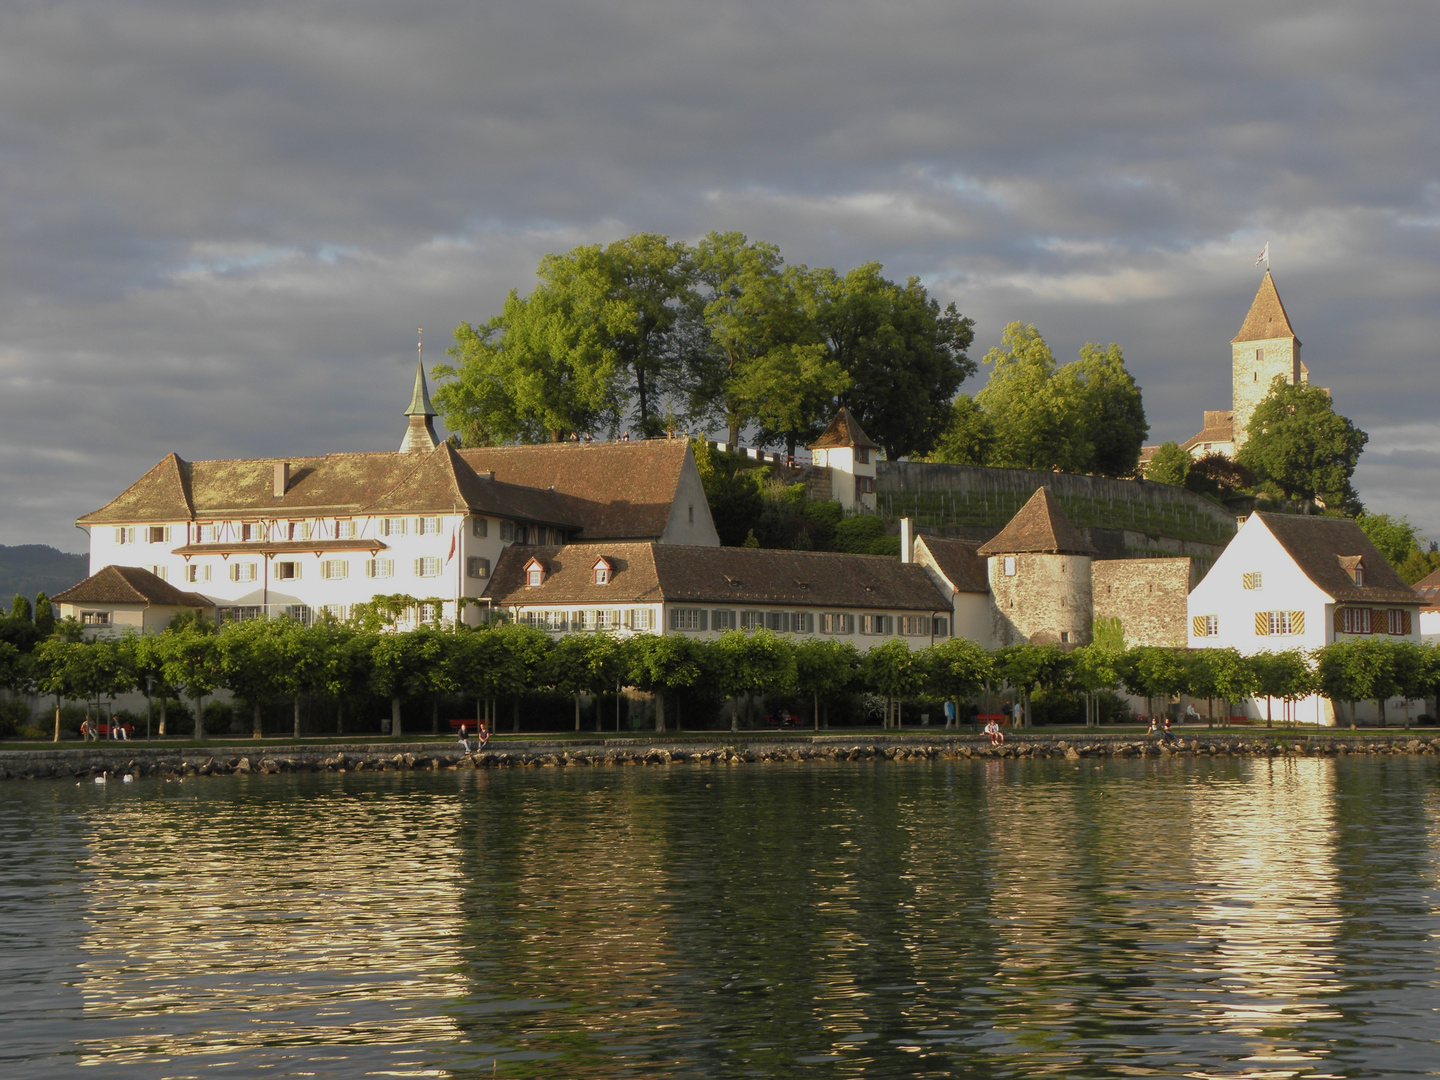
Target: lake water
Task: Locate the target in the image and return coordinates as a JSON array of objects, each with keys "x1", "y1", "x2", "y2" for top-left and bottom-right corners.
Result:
[{"x1": 3, "y1": 756, "x2": 1439, "y2": 1078}]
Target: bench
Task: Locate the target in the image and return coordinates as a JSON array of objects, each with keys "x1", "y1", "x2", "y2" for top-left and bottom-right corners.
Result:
[{"x1": 95, "y1": 722, "x2": 134, "y2": 738}]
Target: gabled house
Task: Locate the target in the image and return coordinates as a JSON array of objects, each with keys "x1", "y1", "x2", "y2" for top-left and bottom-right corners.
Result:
[
  {"x1": 1188, "y1": 511, "x2": 1422, "y2": 724},
  {"x1": 808, "y1": 407, "x2": 879, "y2": 512},
  {"x1": 52, "y1": 565, "x2": 215, "y2": 638}
]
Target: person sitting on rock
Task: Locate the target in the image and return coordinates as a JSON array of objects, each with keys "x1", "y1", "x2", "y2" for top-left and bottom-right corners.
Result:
[
  {"x1": 1160, "y1": 717, "x2": 1176, "y2": 744},
  {"x1": 1146, "y1": 717, "x2": 1159, "y2": 736},
  {"x1": 477, "y1": 721, "x2": 490, "y2": 750},
  {"x1": 985, "y1": 719, "x2": 1004, "y2": 746}
]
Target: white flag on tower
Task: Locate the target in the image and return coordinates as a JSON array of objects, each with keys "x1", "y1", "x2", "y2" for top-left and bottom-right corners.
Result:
[{"x1": 1256, "y1": 242, "x2": 1270, "y2": 267}]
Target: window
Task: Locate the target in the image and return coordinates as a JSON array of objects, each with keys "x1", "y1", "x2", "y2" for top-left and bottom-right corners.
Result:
[
  {"x1": 1339, "y1": 607, "x2": 1372, "y2": 635},
  {"x1": 81, "y1": 610, "x2": 110, "y2": 626},
  {"x1": 766, "y1": 611, "x2": 789, "y2": 633},
  {"x1": 467, "y1": 556, "x2": 490, "y2": 579},
  {"x1": 242, "y1": 522, "x2": 262, "y2": 541},
  {"x1": 1353, "y1": 566, "x2": 1365, "y2": 586},
  {"x1": 1256, "y1": 610, "x2": 1303, "y2": 636},
  {"x1": 711, "y1": 609, "x2": 737, "y2": 631},
  {"x1": 861, "y1": 614, "x2": 894, "y2": 635},
  {"x1": 416, "y1": 557, "x2": 442, "y2": 578},
  {"x1": 500, "y1": 521, "x2": 516, "y2": 542},
  {"x1": 198, "y1": 524, "x2": 217, "y2": 543},
  {"x1": 472, "y1": 517, "x2": 488, "y2": 538},
  {"x1": 418, "y1": 602, "x2": 439, "y2": 624},
  {"x1": 1060, "y1": 631, "x2": 1071, "y2": 644},
  {"x1": 933, "y1": 618, "x2": 949, "y2": 638},
  {"x1": 900, "y1": 615, "x2": 931, "y2": 636},
  {"x1": 220, "y1": 605, "x2": 264, "y2": 624},
  {"x1": 1243, "y1": 572, "x2": 1263, "y2": 591},
  {"x1": 740, "y1": 610, "x2": 765, "y2": 630},
  {"x1": 185, "y1": 564, "x2": 211, "y2": 584},
  {"x1": 854, "y1": 476, "x2": 874, "y2": 496},
  {"x1": 114, "y1": 527, "x2": 136, "y2": 545},
  {"x1": 1388, "y1": 609, "x2": 1412, "y2": 636},
  {"x1": 287, "y1": 521, "x2": 309, "y2": 541},
  {"x1": 671, "y1": 608, "x2": 708, "y2": 631},
  {"x1": 515, "y1": 525, "x2": 530, "y2": 545},
  {"x1": 321, "y1": 559, "x2": 348, "y2": 580},
  {"x1": 336, "y1": 519, "x2": 356, "y2": 540},
  {"x1": 286, "y1": 605, "x2": 313, "y2": 626},
  {"x1": 630, "y1": 608, "x2": 655, "y2": 631},
  {"x1": 1255, "y1": 348, "x2": 1264, "y2": 363},
  {"x1": 380, "y1": 517, "x2": 406, "y2": 537},
  {"x1": 688, "y1": 505, "x2": 695, "y2": 524},
  {"x1": 366, "y1": 558, "x2": 394, "y2": 579},
  {"x1": 791, "y1": 612, "x2": 815, "y2": 634},
  {"x1": 147, "y1": 526, "x2": 170, "y2": 544},
  {"x1": 1192, "y1": 614, "x2": 1219, "y2": 637},
  {"x1": 320, "y1": 604, "x2": 347, "y2": 621},
  {"x1": 822, "y1": 612, "x2": 854, "y2": 634},
  {"x1": 416, "y1": 516, "x2": 440, "y2": 536},
  {"x1": 592, "y1": 558, "x2": 612, "y2": 585},
  {"x1": 231, "y1": 562, "x2": 257, "y2": 583},
  {"x1": 274, "y1": 561, "x2": 301, "y2": 581},
  {"x1": 147, "y1": 565, "x2": 168, "y2": 581},
  {"x1": 1003, "y1": 556, "x2": 1016, "y2": 577},
  {"x1": 856, "y1": 448, "x2": 870, "y2": 465}
]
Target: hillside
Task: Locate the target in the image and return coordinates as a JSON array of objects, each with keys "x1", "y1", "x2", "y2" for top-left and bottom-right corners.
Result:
[{"x1": 0, "y1": 544, "x2": 88, "y2": 604}]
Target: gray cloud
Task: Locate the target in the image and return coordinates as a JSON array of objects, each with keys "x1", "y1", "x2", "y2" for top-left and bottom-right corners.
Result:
[{"x1": 1, "y1": 0, "x2": 1437, "y2": 548}]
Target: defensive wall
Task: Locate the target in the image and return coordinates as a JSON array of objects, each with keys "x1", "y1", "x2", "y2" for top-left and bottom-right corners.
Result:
[{"x1": 873, "y1": 461, "x2": 1236, "y2": 567}]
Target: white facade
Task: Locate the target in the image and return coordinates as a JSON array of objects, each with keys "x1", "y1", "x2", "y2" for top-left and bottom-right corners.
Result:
[{"x1": 1188, "y1": 513, "x2": 1422, "y2": 725}]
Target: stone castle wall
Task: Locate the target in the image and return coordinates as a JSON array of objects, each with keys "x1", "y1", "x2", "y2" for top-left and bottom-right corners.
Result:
[
  {"x1": 1231, "y1": 335, "x2": 1300, "y2": 449},
  {"x1": 987, "y1": 553, "x2": 1093, "y2": 648},
  {"x1": 1092, "y1": 558, "x2": 1194, "y2": 649}
]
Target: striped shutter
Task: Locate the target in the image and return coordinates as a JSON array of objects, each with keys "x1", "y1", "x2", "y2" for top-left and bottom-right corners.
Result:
[
  {"x1": 1334, "y1": 608, "x2": 1344, "y2": 634},
  {"x1": 1402, "y1": 611, "x2": 1413, "y2": 636},
  {"x1": 1243, "y1": 572, "x2": 1257, "y2": 590},
  {"x1": 1255, "y1": 611, "x2": 1270, "y2": 636},
  {"x1": 1290, "y1": 610, "x2": 1305, "y2": 635},
  {"x1": 1373, "y1": 610, "x2": 1386, "y2": 635},
  {"x1": 1192, "y1": 615, "x2": 1208, "y2": 637}
]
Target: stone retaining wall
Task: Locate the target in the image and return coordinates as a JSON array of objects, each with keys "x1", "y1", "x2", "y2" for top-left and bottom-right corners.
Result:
[{"x1": 4, "y1": 734, "x2": 1439, "y2": 782}]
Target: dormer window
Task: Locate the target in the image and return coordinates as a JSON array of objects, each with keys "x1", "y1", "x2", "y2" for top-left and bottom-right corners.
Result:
[
  {"x1": 1339, "y1": 555, "x2": 1364, "y2": 587},
  {"x1": 1354, "y1": 566, "x2": 1364, "y2": 586},
  {"x1": 592, "y1": 557, "x2": 613, "y2": 586},
  {"x1": 524, "y1": 557, "x2": 547, "y2": 588}
]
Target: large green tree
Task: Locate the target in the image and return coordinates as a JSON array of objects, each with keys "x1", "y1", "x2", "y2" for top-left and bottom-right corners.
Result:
[
  {"x1": 1238, "y1": 377, "x2": 1367, "y2": 513},
  {"x1": 927, "y1": 394, "x2": 996, "y2": 465},
  {"x1": 810, "y1": 263, "x2": 976, "y2": 460},
  {"x1": 1067, "y1": 342, "x2": 1148, "y2": 477}
]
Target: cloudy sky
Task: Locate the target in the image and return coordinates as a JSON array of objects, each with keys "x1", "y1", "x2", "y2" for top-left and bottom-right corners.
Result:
[{"x1": 2, "y1": 0, "x2": 1436, "y2": 551}]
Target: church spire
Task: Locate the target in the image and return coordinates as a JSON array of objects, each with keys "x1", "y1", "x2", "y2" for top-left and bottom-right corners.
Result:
[{"x1": 399, "y1": 329, "x2": 440, "y2": 453}]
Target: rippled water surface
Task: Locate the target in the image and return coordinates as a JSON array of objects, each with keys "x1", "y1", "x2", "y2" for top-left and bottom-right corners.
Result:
[{"x1": 3, "y1": 756, "x2": 1440, "y2": 1078}]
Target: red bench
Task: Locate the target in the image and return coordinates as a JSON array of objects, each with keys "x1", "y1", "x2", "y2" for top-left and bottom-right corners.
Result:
[{"x1": 94, "y1": 722, "x2": 134, "y2": 738}]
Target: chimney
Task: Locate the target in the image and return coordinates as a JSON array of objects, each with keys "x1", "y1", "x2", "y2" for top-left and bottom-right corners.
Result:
[
  {"x1": 273, "y1": 461, "x2": 291, "y2": 497},
  {"x1": 900, "y1": 517, "x2": 913, "y2": 563}
]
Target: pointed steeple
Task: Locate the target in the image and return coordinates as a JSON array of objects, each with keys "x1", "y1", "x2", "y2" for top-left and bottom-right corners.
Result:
[
  {"x1": 977, "y1": 488, "x2": 1095, "y2": 556},
  {"x1": 1232, "y1": 270, "x2": 1300, "y2": 346},
  {"x1": 399, "y1": 331, "x2": 440, "y2": 454}
]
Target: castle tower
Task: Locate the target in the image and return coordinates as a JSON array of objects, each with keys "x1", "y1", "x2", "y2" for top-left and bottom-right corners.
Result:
[
  {"x1": 399, "y1": 356, "x2": 440, "y2": 454},
  {"x1": 808, "y1": 406, "x2": 878, "y2": 512},
  {"x1": 977, "y1": 487, "x2": 1096, "y2": 648},
  {"x1": 1231, "y1": 271, "x2": 1305, "y2": 449}
]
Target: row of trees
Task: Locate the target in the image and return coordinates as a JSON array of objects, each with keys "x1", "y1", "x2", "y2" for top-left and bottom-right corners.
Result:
[
  {"x1": 4, "y1": 607, "x2": 1438, "y2": 741},
  {"x1": 928, "y1": 322, "x2": 1150, "y2": 478},
  {"x1": 433, "y1": 232, "x2": 977, "y2": 459}
]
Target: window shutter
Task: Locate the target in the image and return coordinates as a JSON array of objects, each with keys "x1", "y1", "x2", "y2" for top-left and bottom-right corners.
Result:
[
  {"x1": 1290, "y1": 610, "x2": 1304, "y2": 635},
  {"x1": 1192, "y1": 615, "x2": 1207, "y2": 637},
  {"x1": 1403, "y1": 611, "x2": 1413, "y2": 635},
  {"x1": 1373, "y1": 609, "x2": 1386, "y2": 635},
  {"x1": 699, "y1": 610, "x2": 709, "y2": 631},
  {"x1": 1334, "y1": 608, "x2": 1344, "y2": 634},
  {"x1": 1254, "y1": 611, "x2": 1270, "y2": 636},
  {"x1": 1242, "y1": 572, "x2": 1255, "y2": 590},
  {"x1": 414, "y1": 559, "x2": 423, "y2": 577}
]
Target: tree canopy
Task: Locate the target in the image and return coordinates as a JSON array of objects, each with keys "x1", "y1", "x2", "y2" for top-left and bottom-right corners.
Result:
[{"x1": 1238, "y1": 377, "x2": 1367, "y2": 513}]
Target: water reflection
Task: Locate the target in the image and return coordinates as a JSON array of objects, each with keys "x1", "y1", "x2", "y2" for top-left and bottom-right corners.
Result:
[{"x1": 1, "y1": 756, "x2": 1439, "y2": 1078}]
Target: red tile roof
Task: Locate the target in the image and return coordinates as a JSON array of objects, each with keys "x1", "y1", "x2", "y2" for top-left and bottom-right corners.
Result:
[
  {"x1": 484, "y1": 542, "x2": 950, "y2": 611},
  {"x1": 1255, "y1": 512, "x2": 1419, "y2": 605},
  {"x1": 809, "y1": 407, "x2": 879, "y2": 450},
  {"x1": 52, "y1": 565, "x2": 213, "y2": 609},
  {"x1": 1233, "y1": 271, "x2": 1301, "y2": 345},
  {"x1": 977, "y1": 488, "x2": 1096, "y2": 556}
]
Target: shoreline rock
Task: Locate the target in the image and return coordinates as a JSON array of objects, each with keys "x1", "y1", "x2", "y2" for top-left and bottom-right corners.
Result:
[{"x1": 2, "y1": 732, "x2": 1438, "y2": 783}]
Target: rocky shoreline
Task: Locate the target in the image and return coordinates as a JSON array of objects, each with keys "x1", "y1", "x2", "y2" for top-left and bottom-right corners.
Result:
[{"x1": 4, "y1": 732, "x2": 1440, "y2": 782}]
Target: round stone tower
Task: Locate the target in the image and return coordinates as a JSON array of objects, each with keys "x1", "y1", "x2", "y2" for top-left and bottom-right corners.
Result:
[{"x1": 977, "y1": 487, "x2": 1096, "y2": 648}]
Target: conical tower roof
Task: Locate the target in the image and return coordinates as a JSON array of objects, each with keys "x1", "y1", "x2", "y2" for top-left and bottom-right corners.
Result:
[
  {"x1": 1232, "y1": 270, "x2": 1300, "y2": 345},
  {"x1": 405, "y1": 358, "x2": 437, "y2": 417},
  {"x1": 977, "y1": 487, "x2": 1096, "y2": 556},
  {"x1": 809, "y1": 406, "x2": 879, "y2": 450}
]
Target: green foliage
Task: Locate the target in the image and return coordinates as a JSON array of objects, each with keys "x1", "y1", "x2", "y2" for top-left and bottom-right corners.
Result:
[
  {"x1": 1145, "y1": 441, "x2": 1191, "y2": 487},
  {"x1": 1398, "y1": 545, "x2": 1440, "y2": 586},
  {"x1": 1071, "y1": 341, "x2": 1148, "y2": 477},
  {"x1": 1315, "y1": 638, "x2": 1399, "y2": 723},
  {"x1": 1184, "y1": 453, "x2": 1255, "y2": 501},
  {"x1": 710, "y1": 630, "x2": 796, "y2": 700},
  {"x1": 1238, "y1": 377, "x2": 1368, "y2": 513},
  {"x1": 10, "y1": 595, "x2": 32, "y2": 621},
  {"x1": 928, "y1": 394, "x2": 996, "y2": 465},
  {"x1": 1356, "y1": 513, "x2": 1422, "y2": 571},
  {"x1": 830, "y1": 515, "x2": 899, "y2": 556},
  {"x1": 922, "y1": 638, "x2": 992, "y2": 701},
  {"x1": 861, "y1": 638, "x2": 926, "y2": 700},
  {"x1": 33, "y1": 593, "x2": 55, "y2": 638}
]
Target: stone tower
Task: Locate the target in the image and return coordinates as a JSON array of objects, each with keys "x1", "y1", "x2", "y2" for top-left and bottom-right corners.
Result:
[
  {"x1": 1231, "y1": 271, "x2": 1306, "y2": 450},
  {"x1": 977, "y1": 487, "x2": 1096, "y2": 648},
  {"x1": 399, "y1": 358, "x2": 440, "y2": 453}
]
